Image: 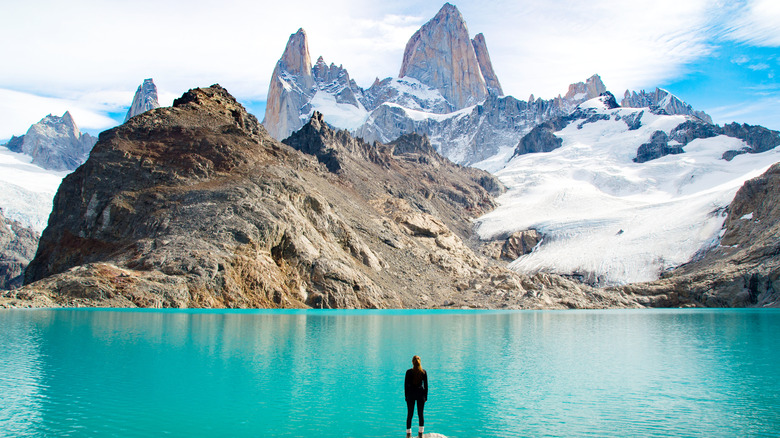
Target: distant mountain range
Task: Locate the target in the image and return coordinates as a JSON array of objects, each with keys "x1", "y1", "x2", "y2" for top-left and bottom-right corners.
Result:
[{"x1": 262, "y1": 3, "x2": 716, "y2": 169}]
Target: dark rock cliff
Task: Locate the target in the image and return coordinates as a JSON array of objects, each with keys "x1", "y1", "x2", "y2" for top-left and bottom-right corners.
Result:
[
  {"x1": 633, "y1": 131, "x2": 684, "y2": 163},
  {"x1": 5, "y1": 85, "x2": 632, "y2": 309},
  {"x1": 0, "y1": 210, "x2": 39, "y2": 290}
]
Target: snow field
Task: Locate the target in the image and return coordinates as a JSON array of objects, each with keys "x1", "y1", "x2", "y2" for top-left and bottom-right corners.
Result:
[
  {"x1": 476, "y1": 100, "x2": 780, "y2": 285},
  {"x1": 0, "y1": 146, "x2": 67, "y2": 232}
]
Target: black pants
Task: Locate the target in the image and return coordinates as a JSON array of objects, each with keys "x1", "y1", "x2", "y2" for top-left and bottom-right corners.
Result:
[{"x1": 406, "y1": 397, "x2": 425, "y2": 429}]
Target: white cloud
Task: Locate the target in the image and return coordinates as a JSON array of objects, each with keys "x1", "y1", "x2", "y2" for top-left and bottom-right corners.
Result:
[
  {"x1": 748, "y1": 63, "x2": 770, "y2": 71},
  {"x1": 724, "y1": 0, "x2": 780, "y2": 46},
  {"x1": 0, "y1": 89, "x2": 123, "y2": 139},
  {"x1": 0, "y1": 0, "x2": 771, "y2": 136},
  {"x1": 452, "y1": 0, "x2": 716, "y2": 99}
]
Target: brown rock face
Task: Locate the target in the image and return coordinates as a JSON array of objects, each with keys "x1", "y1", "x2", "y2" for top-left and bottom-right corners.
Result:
[
  {"x1": 563, "y1": 74, "x2": 606, "y2": 102},
  {"x1": 399, "y1": 3, "x2": 488, "y2": 109},
  {"x1": 501, "y1": 230, "x2": 542, "y2": 261},
  {"x1": 471, "y1": 33, "x2": 502, "y2": 96},
  {"x1": 615, "y1": 163, "x2": 780, "y2": 307}
]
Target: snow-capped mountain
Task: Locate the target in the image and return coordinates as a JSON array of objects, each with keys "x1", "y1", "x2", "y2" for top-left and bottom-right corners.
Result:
[
  {"x1": 263, "y1": 3, "x2": 607, "y2": 167},
  {"x1": 3, "y1": 111, "x2": 96, "y2": 171},
  {"x1": 476, "y1": 94, "x2": 780, "y2": 285},
  {"x1": 125, "y1": 78, "x2": 160, "y2": 122},
  {"x1": 622, "y1": 88, "x2": 712, "y2": 124}
]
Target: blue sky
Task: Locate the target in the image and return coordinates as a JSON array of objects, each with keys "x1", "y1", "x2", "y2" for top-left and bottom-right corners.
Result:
[{"x1": 0, "y1": 0, "x2": 777, "y2": 140}]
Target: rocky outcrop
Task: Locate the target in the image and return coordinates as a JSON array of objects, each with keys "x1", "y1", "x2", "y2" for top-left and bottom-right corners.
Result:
[
  {"x1": 616, "y1": 163, "x2": 780, "y2": 307},
  {"x1": 563, "y1": 75, "x2": 607, "y2": 106},
  {"x1": 633, "y1": 130, "x2": 684, "y2": 163},
  {"x1": 124, "y1": 78, "x2": 160, "y2": 122},
  {"x1": 668, "y1": 120, "x2": 721, "y2": 145},
  {"x1": 0, "y1": 210, "x2": 39, "y2": 290},
  {"x1": 721, "y1": 122, "x2": 780, "y2": 160},
  {"x1": 512, "y1": 117, "x2": 569, "y2": 157},
  {"x1": 4, "y1": 112, "x2": 97, "y2": 171},
  {"x1": 500, "y1": 230, "x2": 542, "y2": 261},
  {"x1": 399, "y1": 3, "x2": 487, "y2": 109},
  {"x1": 471, "y1": 33, "x2": 502, "y2": 96},
  {"x1": 667, "y1": 120, "x2": 780, "y2": 162},
  {"x1": 7, "y1": 85, "x2": 638, "y2": 310},
  {"x1": 621, "y1": 88, "x2": 712, "y2": 123}
]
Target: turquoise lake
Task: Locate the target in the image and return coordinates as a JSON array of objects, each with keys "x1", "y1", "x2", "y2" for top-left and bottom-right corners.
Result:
[{"x1": 1, "y1": 309, "x2": 779, "y2": 437}]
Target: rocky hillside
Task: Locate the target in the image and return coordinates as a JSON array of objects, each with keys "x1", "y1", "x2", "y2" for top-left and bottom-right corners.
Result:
[
  {"x1": 2, "y1": 85, "x2": 635, "y2": 309},
  {"x1": 0, "y1": 210, "x2": 39, "y2": 290},
  {"x1": 618, "y1": 163, "x2": 780, "y2": 307}
]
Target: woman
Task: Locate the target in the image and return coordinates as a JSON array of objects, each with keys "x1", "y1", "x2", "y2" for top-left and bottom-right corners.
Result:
[{"x1": 404, "y1": 355, "x2": 428, "y2": 438}]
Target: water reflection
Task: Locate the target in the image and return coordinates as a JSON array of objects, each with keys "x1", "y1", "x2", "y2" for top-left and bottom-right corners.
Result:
[
  {"x1": 0, "y1": 311, "x2": 48, "y2": 438},
  {"x1": 0, "y1": 309, "x2": 777, "y2": 437}
]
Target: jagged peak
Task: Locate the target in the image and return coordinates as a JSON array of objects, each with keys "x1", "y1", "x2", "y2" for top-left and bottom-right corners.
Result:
[
  {"x1": 278, "y1": 28, "x2": 312, "y2": 78},
  {"x1": 563, "y1": 74, "x2": 607, "y2": 102},
  {"x1": 471, "y1": 32, "x2": 503, "y2": 96},
  {"x1": 389, "y1": 132, "x2": 437, "y2": 156},
  {"x1": 307, "y1": 111, "x2": 327, "y2": 132},
  {"x1": 125, "y1": 78, "x2": 160, "y2": 122},
  {"x1": 399, "y1": 2, "x2": 486, "y2": 109},
  {"x1": 620, "y1": 87, "x2": 713, "y2": 124},
  {"x1": 435, "y1": 2, "x2": 463, "y2": 20},
  {"x1": 61, "y1": 111, "x2": 76, "y2": 125}
]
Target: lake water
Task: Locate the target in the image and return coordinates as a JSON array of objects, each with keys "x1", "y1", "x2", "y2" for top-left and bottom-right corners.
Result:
[{"x1": 1, "y1": 309, "x2": 778, "y2": 437}]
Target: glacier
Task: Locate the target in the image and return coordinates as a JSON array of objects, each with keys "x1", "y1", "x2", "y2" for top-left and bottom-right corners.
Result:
[
  {"x1": 0, "y1": 146, "x2": 67, "y2": 232},
  {"x1": 475, "y1": 97, "x2": 780, "y2": 285}
]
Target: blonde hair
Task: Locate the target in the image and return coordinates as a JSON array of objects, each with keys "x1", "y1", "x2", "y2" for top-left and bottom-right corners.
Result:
[{"x1": 412, "y1": 355, "x2": 424, "y2": 373}]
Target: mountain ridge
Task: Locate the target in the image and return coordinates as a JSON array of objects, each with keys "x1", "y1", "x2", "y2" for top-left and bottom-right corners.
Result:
[{"x1": 5, "y1": 85, "x2": 635, "y2": 309}]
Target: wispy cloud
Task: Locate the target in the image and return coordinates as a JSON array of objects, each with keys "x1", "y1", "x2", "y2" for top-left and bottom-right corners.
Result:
[
  {"x1": 0, "y1": 89, "x2": 124, "y2": 140},
  {"x1": 748, "y1": 63, "x2": 770, "y2": 71},
  {"x1": 708, "y1": 96, "x2": 780, "y2": 128},
  {"x1": 723, "y1": 0, "x2": 780, "y2": 46}
]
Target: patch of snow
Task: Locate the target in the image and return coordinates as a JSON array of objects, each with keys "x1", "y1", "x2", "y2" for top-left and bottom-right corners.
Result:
[
  {"x1": 473, "y1": 145, "x2": 518, "y2": 173},
  {"x1": 578, "y1": 97, "x2": 607, "y2": 110},
  {"x1": 309, "y1": 91, "x2": 369, "y2": 130},
  {"x1": 740, "y1": 212, "x2": 754, "y2": 220},
  {"x1": 475, "y1": 112, "x2": 780, "y2": 285},
  {"x1": 388, "y1": 77, "x2": 448, "y2": 105}
]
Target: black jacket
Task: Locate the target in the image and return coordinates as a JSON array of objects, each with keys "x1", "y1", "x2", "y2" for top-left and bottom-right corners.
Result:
[{"x1": 405, "y1": 368, "x2": 428, "y2": 401}]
